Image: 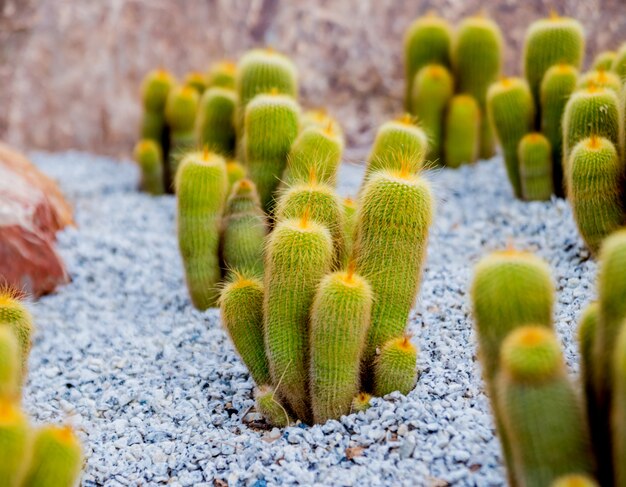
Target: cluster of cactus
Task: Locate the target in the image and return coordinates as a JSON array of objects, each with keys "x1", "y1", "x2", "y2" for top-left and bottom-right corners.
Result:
[
  {"x1": 0, "y1": 289, "x2": 83, "y2": 487},
  {"x1": 404, "y1": 13, "x2": 503, "y2": 167},
  {"x1": 470, "y1": 230, "x2": 626, "y2": 486}
]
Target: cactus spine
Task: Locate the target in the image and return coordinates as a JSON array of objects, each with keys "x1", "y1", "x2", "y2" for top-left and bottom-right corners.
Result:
[
  {"x1": 309, "y1": 266, "x2": 373, "y2": 423},
  {"x1": 206, "y1": 60, "x2": 236, "y2": 90},
  {"x1": 487, "y1": 78, "x2": 535, "y2": 198},
  {"x1": 444, "y1": 95, "x2": 480, "y2": 168},
  {"x1": 0, "y1": 291, "x2": 33, "y2": 372},
  {"x1": 0, "y1": 328, "x2": 20, "y2": 401},
  {"x1": 518, "y1": 132, "x2": 553, "y2": 201},
  {"x1": 0, "y1": 401, "x2": 29, "y2": 486},
  {"x1": 592, "y1": 51, "x2": 616, "y2": 71},
  {"x1": 373, "y1": 336, "x2": 418, "y2": 397},
  {"x1": 133, "y1": 139, "x2": 164, "y2": 196},
  {"x1": 255, "y1": 385, "x2": 293, "y2": 427},
  {"x1": 196, "y1": 87, "x2": 237, "y2": 157},
  {"x1": 176, "y1": 151, "x2": 228, "y2": 310},
  {"x1": 613, "y1": 322, "x2": 626, "y2": 487},
  {"x1": 165, "y1": 86, "x2": 199, "y2": 181}
]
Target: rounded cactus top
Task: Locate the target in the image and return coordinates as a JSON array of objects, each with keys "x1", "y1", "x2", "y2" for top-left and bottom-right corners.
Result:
[
  {"x1": 405, "y1": 13, "x2": 452, "y2": 38},
  {"x1": 473, "y1": 248, "x2": 553, "y2": 286},
  {"x1": 500, "y1": 326, "x2": 563, "y2": 383},
  {"x1": 206, "y1": 60, "x2": 237, "y2": 89},
  {"x1": 134, "y1": 139, "x2": 161, "y2": 159},
  {"x1": 165, "y1": 85, "x2": 200, "y2": 131},
  {"x1": 351, "y1": 391, "x2": 372, "y2": 412},
  {"x1": 43, "y1": 424, "x2": 82, "y2": 448},
  {"x1": 142, "y1": 69, "x2": 175, "y2": 110},
  {"x1": 598, "y1": 227, "x2": 626, "y2": 264},
  {"x1": 488, "y1": 77, "x2": 529, "y2": 96},
  {"x1": 577, "y1": 69, "x2": 622, "y2": 93},
  {"x1": 246, "y1": 91, "x2": 300, "y2": 113},
  {"x1": 457, "y1": 14, "x2": 502, "y2": 35},
  {"x1": 520, "y1": 132, "x2": 550, "y2": 147},
  {"x1": 385, "y1": 335, "x2": 417, "y2": 355},
  {"x1": 0, "y1": 289, "x2": 31, "y2": 325},
  {"x1": 550, "y1": 474, "x2": 600, "y2": 487},
  {"x1": 0, "y1": 400, "x2": 27, "y2": 425},
  {"x1": 221, "y1": 272, "x2": 263, "y2": 297},
  {"x1": 528, "y1": 12, "x2": 584, "y2": 33}
]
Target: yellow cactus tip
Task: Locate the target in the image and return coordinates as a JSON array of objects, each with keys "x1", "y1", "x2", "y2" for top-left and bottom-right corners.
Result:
[
  {"x1": 549, "y1": 8, "x2": 560, "y2": 20},
  {"x1": 397, "y1": 113, "x2": 414, "y2": 126},
  {"x1": 396, "y1": 157, "x2": 412, "y2": 179},
  {"x1": 518, "y1": 327, "x2": 546, "y2": 346},
  {"x1": 221, "y1": 61, "x2": 236, "y2": 73},
  {"x1": 597, "y1": 69, "x2": 608, "y2": 82},
  {"x1": 344, "y1": 197, "x2": 355, "y2": 207},
  {"x1": 307, "y1": 166, "x2": 318, "y2": 186},
  {"x1": 323, "y1": 120, "x2": 335, "y2": 136},
  {"x1": 239, "y1": 178, "x2": 252, "y2": 190},
  {"x1": 299, "y1": 206, "x2": 311, "y2": 229},
  {"x1": 587, "y1": 135, "x2": 602, "y2": 150},
  {"x1": 0, "y1": 285, "x2": 21, "y2": 307},
  {"x1": 0, "y1": 400, "x2": 16, "y2": 420},
  {"x1": 269, "y1": 87, "x2": 280, "y2": 96},
  {"x1": 399, "y1": 335, "x2": 415, "y2": 351},
  {"x1": 181, "y1": 86, "x2": 196, "y2": 97},
  {"x1": 232, "y1": 274, "x2": 254, "y2": 289},
  {"x1": 202, "y1": 145, "x2": 210, "y2": 161},
  {"x1": 344, "y1": 260, "x2": 357, "y2": 284},
  {"x1": 586, "y1": 81, "x2": 600, "y2": 94},
  {"x1": 500, "y1": 76, "x2": 513, "y2": 88},
  {"x1": 52, "y1": 425, "x2": 77, "y2": 444}
]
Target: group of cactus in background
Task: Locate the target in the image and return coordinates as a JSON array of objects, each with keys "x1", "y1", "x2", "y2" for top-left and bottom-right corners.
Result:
[
  {"x1": 470, "y1": 229, "x2": 626, "y2": 486},
  {"x1": 0, "y1": 290, "x2": 83, "y2": 487}
]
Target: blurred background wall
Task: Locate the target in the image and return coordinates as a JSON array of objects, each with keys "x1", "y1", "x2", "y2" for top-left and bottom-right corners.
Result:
[{"x1": 0, "y1": 0, "x2": 624, "y2": 160}]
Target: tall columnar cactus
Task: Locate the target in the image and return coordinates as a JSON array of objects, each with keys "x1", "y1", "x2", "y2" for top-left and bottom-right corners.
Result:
[
  {"x1": 577, "y1": 69, "x2": 622, "y2": 94},
  {"x1": 263, "y1": 214, "x2": 333, "y2": 421},
  {"x1": 196, "y1": 87, "x2": 237, "y2": 157},
  {"x1": 244, "y1": 93, "x2": 300, "y2": 213},
  {"x1": 578, "y1": 302, "x2": 600, "y2": 452},
  {"x1": 518, "y1": 132, "x2": 553, "y2": 201},
  {"x1": 452, "y1": 15, "x2": 503, "y2": 159},
  {"x1": 353, "y1": 167, "x2": 433, "y2": 369},
  {"x1": 206, "y1": 60, "x2": 237, "y2": 90},
  {"x1": 226, "y1": 160, "x2": 246, "y2": 192},
  {"x1": 567, "y1": 136, "x2": 624, "y2": 254},
  {"x1": 165, "y1": 86, "x2": 199, "y2": 182},
  {"x1": 403, "y1": 14, "x2": 453, "y2": 111},
  {"x1": 176, "y1": 151, "x2": 228, "y2": 310},
  {"x1": 140, "y1": 69, "x2": 174, "y2": 143},
  {"x1": 221, "y1": 179, "x2": 267, "y2": 278},
  {"x1": 342, "y1": 197, "x2": 357, "y2": 265},
  {"x1": 540, "y1": 64, "x2": 578, "y2": 197},
  {"x1": 133, "y1": 139, "x2": 165, "y2": 196},
  {"x1": 410, "y1": 65, "x2": 454, "y2": 163},
  {"x1": 497, "y1": 326, "x2": 593, "y2": 487},
  {"x1": 21, "y1": 425, "x2": 83, "y2": 487},
  {"x1": 309, "y1": 266, "x2": 373, "y2": 423},
  {"x1": 0, "y1": 328, "x2": 20, "y2": 401},
  {"x1": 444, "y1": 94, "x2": 480, "y2": 168},
  {"x1": 522, "y1": 14, "x2": 585, "y2": 118},
  {"x1": 373, "y1": 336, "x2": 418, "y2": 397},
  {"x1": 0, "y1": 401, "x2": 29, "y2": 486},
  {"x1": 613, "y1": 322, "x2": 626, "y2": 487},
  {"x1": 592, "y1": 51, "x2": 616, "y2": 71},
  {"x1": 255, "y1": 385, "x2": 293, "y2": 427},
  {"x1": 219, "y1": 274, "x2": 270, "y2": 386},
  {"x1": 487, "y1": 78, "x2": 535, "y2": 198},
  {"x1": 184, "y1": 71, "x2": 208, "y2": 95},
  {"x1": 612, "y1": 43, "x2": 626, "y2": 80},
  {"x1": 0, "y1": 290, "x2": 33, "y2": 373}
]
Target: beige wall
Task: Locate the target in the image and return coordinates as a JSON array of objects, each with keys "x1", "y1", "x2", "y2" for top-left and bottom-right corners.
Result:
[{"x1": 0, "y1": 0, "x2": 623, "y2": 159}]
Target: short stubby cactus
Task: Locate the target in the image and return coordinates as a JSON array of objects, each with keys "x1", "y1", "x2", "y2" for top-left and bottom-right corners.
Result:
[
  {"x1": 410, "y1": 65, "x2": 454, "y2": 163},
  {"x1": 497, "y1": 326, "x2": 593, "y2": 487},
  {"x1": 487, "y1": 78, "x2": 535, "y2": 198},
  {"x1": 309, "y1": 266, "x2": 373, "y2": 424},
  {"x1": 0, "y1": 401, "x2": 29, "y2": 486},
  {"x1": 140, "y1": 69, "x2": 174, "y2": 142},
  {"x1": 165, "y1": 85, "x2": 199, "y2": 181},
  {"x1": 351, "y1": 392, "x2": 372, "y2": 413},
  {"x1": 176, "y1": 151, "x2": 228, "y2": 310},
  {"x1": 592, "y1": 51, "x2": 616, "y2": 71},
  {"x1": 133, "y1": 139, "x2": 165, "y2": 196},
  {"x1": 452, "y1": 16, "x2": 503, "y2": 159},
  {"x1": 540, "y1": 64, "x2": 578, "y2": 196},
  {"x1": 219, "y1": 274, "x2": 270, "y2": 386},
  {"x1": 244, "y1": 93, "x2": 300, "y2": 213},
  {"x1": 444, "y1": 95, "x2": 480, "y2": 168},
  {"x1": 221, "y1": 179, "x2": 267, "y2": 278},
  {"x1": 403, "y1": 14, "x2": 453, "y2": 111},
  {"x1": 0, "y1": 328, "x2": 20, "y2": 401},
  {"x1": 611, "y1": 43, "x2": 626, "y2": 80},
  {"x1": 263, "y1": 214, "x2": 333, "y2": 422},
  {"x1": 206, "y1": 60, "x2": 236, "y2": 89},
  {"x1": 0, "y1": 290, "x2": 33, "y2": 372},
  {"x1": 567, "y1": 137, "x2": 623, "y2": 254},
  {"x1": 184, "y1": 71, "x2": 208, "y2": 95},
  {"x1": 577, "y1": 69, "x2": 622, "y2": 94},
  {"x1": 613, "y1": 322, "x2": 626, "y2": 487},
  {"x1": 21, "y1": 425, "x2": 83, "y2": 487},
  {"x1": 226, "y1": 160, "x2": 246, "y2": 191},
  {"x1": 353, "y1": 167, "x2": 433, "y2": 369},
  {"x1": 373, "y1": 336, "x2": 418, "y2": 397},
  {"x1": 255, "y1": 385, "x2": 293, "y2": 427},
  {"x1": 196, "y1": 87, "x2": 237, "y2": 157},
  {"x1": 518, "y1": 132, "x2": 553, "y2": 201}
]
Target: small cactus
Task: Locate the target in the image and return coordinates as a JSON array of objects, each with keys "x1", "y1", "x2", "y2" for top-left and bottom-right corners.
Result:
[
  {"x1": 444, "y1": 94, "x2": 480, "y2": 168},
  {"x1": 351, "y1": 392, "x2": 372, "y2": 413},
  {"x1": 0, "y1": 401, "x2": 29, "y2": 486},
  {"x1": 0, "y1": 290, "x2": 33, "y2": 372},
  {"x1": 577, "y1": 69, "x2": 622, "y2": 94},
  {"x1": 206, "y1": 60, "x2": 236, "y2": 90},
  {"x1": 611, "y1": 43, "x2": 626, "y2": 80},
  {"x1": 226, "y1": 160, "x2": 246, "y2": 192},
  {"x1": 255, "y1": 385, "x2": 293, "y2": 427},
  {"x1": 196, "y1": 87, "x2": 237, "y2": 157},
  {"x1": 133, "y1": 139, "x2": 165, "y2": 195},
  {"x1": 176, "y1": 151, "x2": 228, "y2": 310},
  {"x1": 0, "y1": 328, "x2": 20, "y2": 401},
  {"x1": 165, "y1": 85, "x2": 199, "y2": 181},
  {"x1": 613, "y1": 321, "x2": 626, "y2": 487},
  {"x1": 518, "y1": 132, "x2": 553, "y2": 201},
  {"x1": 372, "y1": 336, "x2": 418, "y2": 397},
  {"x1": 592, "y1": 51, "x2": 616, "y2": 71},
  {"x1": 140, "y1": 69, "x2": 174, "y2": 142},
  {"x1": 184, "y1": 71, "x2": 207, "y2": 95}
]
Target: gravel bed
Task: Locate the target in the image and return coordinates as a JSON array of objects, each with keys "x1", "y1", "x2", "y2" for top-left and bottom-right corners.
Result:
[{"x1": 23, "y1": 151, "x2": 596, "y2": 486}]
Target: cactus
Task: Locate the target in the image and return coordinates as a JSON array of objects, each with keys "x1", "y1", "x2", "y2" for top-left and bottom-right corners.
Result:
[
  {"x1": 578, "y1": 302, "x2": 600, "y2": 454},
  {"x1": 255, "y1": 385, "x2": 293, "y2": 427},
  {"x1": 351, "y1": 392, "x2": 372, "y2": 413},
  {"x1": 244, "y1": 92, "x2": 300, "y2": 213},
  {"x1": 613, "y1": 321, "x2": 626, "y2": 487},
  {"x1": 567, "y1": 137, "x2": 624, "y2": 254},
  {"x1": 592, "y1": 51, "x2": 616, "y2": 71},
  {"x1": 309, "y1": 265, "x2": 372, "y2": 423},
  {"x1": 263, "y1": 214, "x2": 333, "y2": 422},
  {"x1": 184, "y1": 71, "x2": 207, "y2": 95},
  {"x1": 577, "y1": 69, "x2": 622, "y2": 94},
  {"x1": 410, "y1": 65, "x2": 454, "y2": 163},
  {"x1": 140, "y1": 69, "x2": 174, "y2": 142},
  {"x1": 196, "y1": 87, "x2": 237, "y2": 157},
  {"x1": 221, "y1": 179, "x2": 267, "y2": 278},
  {"x1": 540, "y1": 64, "x2": 578, "y2": 197},
  {"x1": 444, "y1": 95, "x2": 480, "y2": 168},
  {"x1": 551, "y1": 474, "x2": 599, "y2": 487},
  {"x1": 487, "y1": 77, "x2": 535, "y2": 198},
  {"x1": 0, "y1": 401, "x2": 29, "y2": 486},
  {"x1": 452, "y1": 15, "x2": 503, "y2": 159},
  {"x1": 219, "y1": 274, "x2": 270, "y2": 386},
  {"x1": 403, "y1": 14, "x2": 453, "y2": 111},
  {"x1": 373, "y1": 336, "x2": 418, "y2": 397},
  {"x1": 176, "y1": 151, "x2": 228, "y2": 310},
  {"x1": 133, "y1": 139, "x2": 164, "y2": 196},
  {"x1": 21, "y1": 425, "x2": 83, "y2": 487},
  {"x1": 523, "y1": 14, "x2": 585, "y2": 118},
  {"x1": 611, "y1": 43, "x2": 626, "y2": 80},
  {"x1": 0, "y1": 328, "x2": 20, "y2": 401},
  {"x1": 353, "y1": 167, "x2": 433, "y2": 369},
  {"x1": 342, "y1": 197, "x2": 357, "y2": 265},
  {"x1": 301, "y1": 109, "x2": 344, "y2": 141},
  {"x1": 165, "y1": 85, "x2": 199, "y2": 182},
  {"x1": 0, "y1": 290, "x2": 33, "y2": 372},
  {"x1": 226, "y1": 160, "x2": 246, "y2": 191},
  {"x1": 497, "y1": 326, "x2": 593, "y2": 487},
  {"x1": 518, "y1": 132, "x2": 553, "y2": 201},
  {"x1": 206, "y1": 60, "x2": 236, "y2": 90}
]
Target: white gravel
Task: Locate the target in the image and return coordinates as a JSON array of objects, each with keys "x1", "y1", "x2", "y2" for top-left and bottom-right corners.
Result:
[{"x1": 23, "y1": 151, "x2": 596, "y2": 486}]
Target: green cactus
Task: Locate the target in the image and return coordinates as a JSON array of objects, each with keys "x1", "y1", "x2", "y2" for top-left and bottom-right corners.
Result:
[
  {"x1": 611, "y1": 43, "x2": 626, "y2": 81},
  {"x1": 518, "y1": 132, "x2": 553, "y2": 201},
  {"x1": 0, "y1": 328, "x2": 20, "y2": 401},
  {"x1": 244, "y1": 92, "x2": 300, "y2": 213},
  {"x1": 452, "y1": 15, "x2": 503, "y2": 159},
  {"x1": 567, "y1": 136, "x2": 624, "y2": 254},
  {"x1": 540, "y1": 64, "x2": 578, "y2": 197},
  {"x1": 0, "y1": 291, "x2": 33, "y2": 372},
  {"x1": 578, "y1": 302, "x2": 600, "y2": 453},
  {"x1": 226, "y1": 160, "x2": 246, "y2": 192},
  {"x1": 206, "y1": 60, "x2": 236, "y2": 90},
  {"x1": 133, "y1": 139, "x2": 165, "y2": 196},
  {"x1": 497, "y1": 326, "x2": 593, "y2": 487},
  {"x1": 140, "y1": 69, "x2": 174, "y2": 142},
  {"x1": 444, "y1": 94, "x2": 480, "y2": 168},
  {"x1": 221, "y1": 179, "x2": 267, "y2": 278},
  {"x1": 255, "y1": 385, "x2": 293, "y2": 427},
  {"x1": 410, "y1": 65, "x2": 454, "y2": 163},
  {"x1": 219, "y1": 274, "x2": 270, "y2": 386},
  {"x1": 577, "y1": 69, "x2": 622, "y2": 94},
  {"x1": 486, "y1": 77, "x2": 535, "y2": 198},
  {"x1": 21, "y1": 425, "x2": 83, "y2": 487},
  {"x1": 353, "y1": 167, "x2": 433, "y2": 370},
  {"x1": 523, "y1": 14, "x2": 585, "y2": 118},
  {"x1": 301, "y1": 109, "x2": 344, "y2": 142},
  {"x1": 351, "y1": 392, "x2": 372, "y2": 413},
  {"x1": 373, "y1": 336, "x2": 418, "y2": 397},
  {"x1": 184, "y1": 71, "x2": 208, "y2": 95},
  {"x1": 176, "y1": 151, "x2": 228, "y2": 310},
  {"x1": 342, "y1": 197, "x2": 357, "y2": 266},
  {"x1": 550, "y1": 474, "x2": 599, "y2": 487},
  {"x1": 196, "y1": 87, "x2": 237, "y2": 157},
  {"x1": 403, "y1": 14, "x2": 453, "y2": 111},
  {"x1": 613, "y1": 321, "x2": 626, "y2": 487},
  {"x1": 592, "y1": 51, "x2": 616, "y2": 71},
  {"x1": 263, "y1": 214, "x2": 333, "y2": 422},
  {"x1": 165, "y1": 85, "x2": 199, "y2": 181},
  {"x1": 309, "y1": 266, "x2": 373, "y2": 423},
  {"x1": 0, "y1": 401, "x2": 29, "y2": 486}
]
